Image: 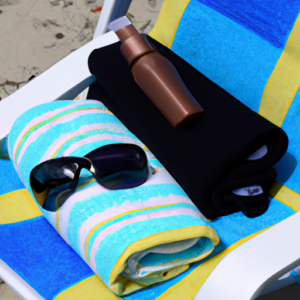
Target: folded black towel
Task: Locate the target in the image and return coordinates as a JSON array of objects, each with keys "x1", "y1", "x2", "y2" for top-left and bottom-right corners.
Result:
[{"x1": 87, "y1": 36, "x2": 288, "y2": 219}]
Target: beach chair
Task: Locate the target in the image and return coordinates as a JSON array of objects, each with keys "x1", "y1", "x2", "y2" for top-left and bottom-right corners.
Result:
[{"x1": 1, "y1": 0, "x2": 300, "y2": 299}]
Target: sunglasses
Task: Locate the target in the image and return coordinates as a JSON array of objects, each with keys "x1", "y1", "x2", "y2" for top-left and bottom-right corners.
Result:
[{"x1": 30, "y1": 143, "x2": 149, "y2": 211}]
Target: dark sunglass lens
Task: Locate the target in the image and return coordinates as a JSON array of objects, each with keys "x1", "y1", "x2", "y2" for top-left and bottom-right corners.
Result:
[
  {"x1": 30, "y1": 158, "x2": 88, "y2": 211},
  {"x1": 86, "y1": 144, "x2": 148, "y2": 190},
  {"x1": 43, "y1": 181, "x2": 74, "y2": 211},
  {"x1": 98, "y1": 165, "x2": 148, "y2": 190}
]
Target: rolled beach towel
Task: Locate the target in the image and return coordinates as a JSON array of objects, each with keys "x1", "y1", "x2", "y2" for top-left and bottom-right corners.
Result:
[{"x1": 8, "y1": 100, "x2": 219, "y2": 296}]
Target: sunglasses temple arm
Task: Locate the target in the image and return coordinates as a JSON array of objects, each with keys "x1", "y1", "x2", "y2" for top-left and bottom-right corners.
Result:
[{"x1": 71, "y1": 167, "x2": 82, "y2": 192}]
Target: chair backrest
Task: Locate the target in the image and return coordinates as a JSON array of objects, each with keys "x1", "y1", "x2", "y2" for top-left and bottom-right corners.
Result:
[
  {"x1": 149, "y1": 0, "x2": 300, "y2": 123},
  {"x1": 146, "y1": 2, "x2": 300, "y2": 298},
  {"x1": 148, "y1": 0, "x2": 300, "y2": 202}
]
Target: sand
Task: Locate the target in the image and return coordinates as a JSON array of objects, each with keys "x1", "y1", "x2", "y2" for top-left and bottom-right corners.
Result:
[
  {"x1": 0, "y1": 281, "x2": 22, "y2": 299},
  {"x1": 0, "y1": 1, "x2": 162, "y2": 298},
  {"x1": 0, "y1": 0, "x2": 163, "y2": 100}
]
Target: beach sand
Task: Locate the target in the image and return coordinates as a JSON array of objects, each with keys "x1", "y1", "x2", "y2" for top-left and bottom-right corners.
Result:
[{"x1": 0, "y1": 0, "x2": 163, "y2": 100}]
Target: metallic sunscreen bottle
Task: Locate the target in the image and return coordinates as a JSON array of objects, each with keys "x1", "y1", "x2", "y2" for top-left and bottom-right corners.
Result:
[{"x1": 108, "y1": 17, "x2": 204, "y2": 128}]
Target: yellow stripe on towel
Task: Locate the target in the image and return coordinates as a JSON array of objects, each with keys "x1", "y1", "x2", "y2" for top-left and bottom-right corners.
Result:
[
  {"x1": 149, "y1": 0, "x2": 190, "y2": 48},
  {"x1": 0, "y1": 189, "x2": 42, "y2": 224},
  {"x1": 54, "y1": 275, "x2": 121, "y2": 300},
  {"x1": 85, "y1": 203, "x2": 197, "y2": 263},
  {"x1": 259, "y1": 14, "x2": 300, "y2": 126},
  {"x1": 269, "y1": 182, "x2": 300, "y2": 212}
]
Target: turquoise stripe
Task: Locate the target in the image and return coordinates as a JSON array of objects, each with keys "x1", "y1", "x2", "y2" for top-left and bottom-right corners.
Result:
[
  {"x1": 15, "y1": 103, "x2": 104, "y2": 160},
  {"x1": 274, "y1": 88, "x2": 300, "y2": 194},
  {"x1": 149, "y1": 159, "x2": 163, "y2": 168},
  {"x1": 17, "y1": 114, "x2": 117, "y2": 188},
  {"x1": 172, "y1": 0, "x2": 282, "y2": 112},
  {"x1": 0, "y1": 159, "x2": 25, "y2": 195},
  {"x1": 87, "y1": 203, "x2": 199, "y2": 261},
  {"x1": 68, "y1": 140, "x2": 125, "y2": 158},
  {"x1": 290, "y1": 270, "x2": 300, "y2": 284},
  {"x1": 94, "y1": 213, "x2": 207, "y2": 286},
  {"x1": 52, "y1": 129, "x2": 130, "y2": 158},
  {"x1": 9, "y1": 101, "x2": 73, "y2": 158},
  {"x1": 67, "y1": 183, "x2": 190, "y2": 255}
]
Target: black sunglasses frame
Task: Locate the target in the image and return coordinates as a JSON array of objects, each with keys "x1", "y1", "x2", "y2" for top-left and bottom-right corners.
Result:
[{"x1": 30, "y1": 143, "x2": 149, "y2": 211}]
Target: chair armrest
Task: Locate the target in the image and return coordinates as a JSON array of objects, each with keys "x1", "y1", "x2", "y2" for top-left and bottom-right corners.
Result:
[
  {"x1": 0, "y1": 31, "x2": 119, "y2": 140},
  {"x1": 194, "y1": 212, "x2": 300, "y2": 300}
]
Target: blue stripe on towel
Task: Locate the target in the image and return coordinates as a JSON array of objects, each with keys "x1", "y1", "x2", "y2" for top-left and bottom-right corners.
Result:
[
  {"x1": 196, "y1": 0, "x2": 300, "y2": 48},
  {"x1": 0, "y1": 159, "x2": 25, "y2": 194},
  {"x1": 0, "y1": 217, "x2": 94, "y2": 300},
  {"x1": 275, "y1": 88, "x2": 300, "y2": 194},
  {"x1": 172, "y1": 0, "x2": 283, "y2": 112}
]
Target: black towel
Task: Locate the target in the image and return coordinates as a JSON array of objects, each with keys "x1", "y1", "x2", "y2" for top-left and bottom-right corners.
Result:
[{"x1": 87, "y1": 36, "x2": 288, "y2": 219}]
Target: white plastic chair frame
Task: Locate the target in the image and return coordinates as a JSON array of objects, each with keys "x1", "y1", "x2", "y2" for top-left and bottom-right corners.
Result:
[{"x1": 0, "y1": 1, "x2": 300, "y2": 299}]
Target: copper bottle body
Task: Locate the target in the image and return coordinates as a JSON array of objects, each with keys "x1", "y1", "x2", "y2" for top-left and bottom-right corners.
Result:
[
  {"x1": 112, "y1": 20, "x2": 204, "y2": 128},
  {"x1": 131, "y1": 52, "x2": 205, "y2": 128}
]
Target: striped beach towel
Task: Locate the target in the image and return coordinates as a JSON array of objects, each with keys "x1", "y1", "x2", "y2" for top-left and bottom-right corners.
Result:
[
  {"x1": 0, "y1": 99, "x2": 297, "y2": 300},
  {"x1": 7, "y1": 100, "x2": 219, "y2": 296}
]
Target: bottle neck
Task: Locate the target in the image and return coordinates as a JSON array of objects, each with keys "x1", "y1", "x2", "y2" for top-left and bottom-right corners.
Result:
[
  {"x1": 116, "y1": 25, "x2": 154, "y2": 67},
  {"x1": 116, "y1": 24, "x2": 139, "y2": 42}
]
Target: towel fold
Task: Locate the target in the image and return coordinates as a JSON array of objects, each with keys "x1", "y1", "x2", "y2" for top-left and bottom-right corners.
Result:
[
  {"x1": 122, "y1": 237, "x2": 212, "y2": 286},
  {"x1": 88, "y1": 36, "x2": 288, "y2": 219},
  {"x1": 7, "y1": 100, "x2": 219, "y2": 296}
]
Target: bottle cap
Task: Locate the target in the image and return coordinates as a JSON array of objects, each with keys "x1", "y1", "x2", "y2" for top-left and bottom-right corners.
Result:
[{"x1": 108, "y1": 16, "x2": 131, "y2": 33}]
